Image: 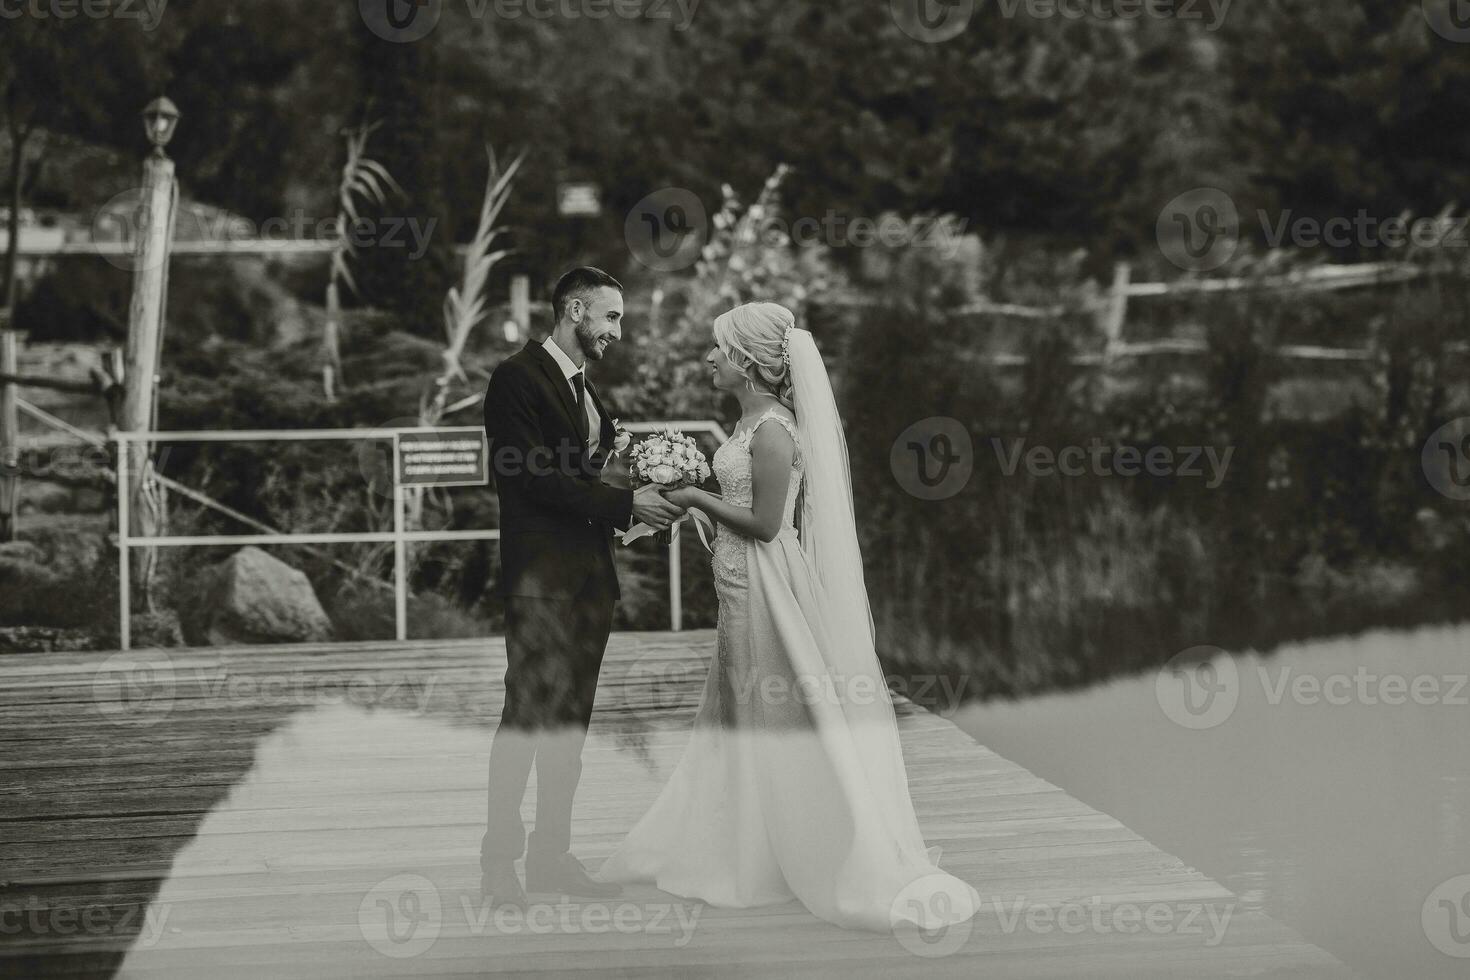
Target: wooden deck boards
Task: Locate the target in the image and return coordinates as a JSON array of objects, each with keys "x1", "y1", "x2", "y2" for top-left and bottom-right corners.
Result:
[{"x1": 0, "y1": 634, "x2": 1352, "y2": 978}]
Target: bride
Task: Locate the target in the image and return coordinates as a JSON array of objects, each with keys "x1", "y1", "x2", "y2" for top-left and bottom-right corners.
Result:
[{"x1": 596, "y1": 302, "x2": 980, "y2": 933}]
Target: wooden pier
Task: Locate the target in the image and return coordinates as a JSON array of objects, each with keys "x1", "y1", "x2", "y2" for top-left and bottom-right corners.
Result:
[{"x1": 0, "y1": 634, "x2": 1352, "y2": 978}]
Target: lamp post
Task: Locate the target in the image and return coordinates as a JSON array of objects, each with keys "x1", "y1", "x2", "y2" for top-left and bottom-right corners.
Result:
[{"x1": 119, "y1": 96, "x2": 180, "y2": 618}]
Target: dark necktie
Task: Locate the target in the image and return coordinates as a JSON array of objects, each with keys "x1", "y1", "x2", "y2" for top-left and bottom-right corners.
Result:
[{"x1": 570, "y1": 372, "x2": 589, "y2": 444}]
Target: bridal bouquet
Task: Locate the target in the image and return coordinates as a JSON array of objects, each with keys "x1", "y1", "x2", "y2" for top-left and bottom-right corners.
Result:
[{"x1": 621, "y1": 429, "x2": 713, "y2": 547}]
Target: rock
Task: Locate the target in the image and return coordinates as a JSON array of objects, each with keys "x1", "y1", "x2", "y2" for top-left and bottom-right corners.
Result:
[{"x1": 189, "y1": 547, "x2": 334, "y2": 646}]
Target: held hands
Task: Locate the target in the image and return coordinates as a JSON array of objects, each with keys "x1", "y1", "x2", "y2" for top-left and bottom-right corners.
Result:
[
  {"x1": 661, "y1": 485, "x2": 701, "y2": 510},
  {"x1": 631, "y1": 483, "x2": 686, "y2": 531}
]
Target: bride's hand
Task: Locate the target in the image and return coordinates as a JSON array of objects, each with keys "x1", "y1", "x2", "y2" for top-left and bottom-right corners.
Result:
[{"x1": 661, "y1": 485, "x2": 700, "y2": 509}]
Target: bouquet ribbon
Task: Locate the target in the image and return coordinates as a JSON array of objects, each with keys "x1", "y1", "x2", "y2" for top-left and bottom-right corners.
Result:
[{"x1": 620, "y1": 509, "x2": 717, "y2": 554}]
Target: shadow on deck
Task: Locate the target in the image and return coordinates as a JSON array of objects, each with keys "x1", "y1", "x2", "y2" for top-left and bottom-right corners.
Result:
[{"x1": 0, "y1": 633, "x2": 1352, "y2": 978}]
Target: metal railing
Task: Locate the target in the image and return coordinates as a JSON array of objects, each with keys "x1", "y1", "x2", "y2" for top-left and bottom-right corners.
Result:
[{"x1": 113, "y1": 420, "x2": 729, "y2": 651}]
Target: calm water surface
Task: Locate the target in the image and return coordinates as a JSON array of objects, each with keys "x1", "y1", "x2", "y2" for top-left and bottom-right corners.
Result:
[{"x1": 953, "y1": 624, "x2": 1470, "y2": 979}]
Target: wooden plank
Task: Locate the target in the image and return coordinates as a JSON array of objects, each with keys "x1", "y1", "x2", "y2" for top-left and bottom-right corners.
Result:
[{"x1": 0, "y1": 634, "x2": 1351, "y2": 978}]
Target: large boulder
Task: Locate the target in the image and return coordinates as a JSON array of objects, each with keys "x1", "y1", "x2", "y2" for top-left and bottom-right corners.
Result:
[{"x1": 186, "y1": 547, "x2": 334, "y2": 646}]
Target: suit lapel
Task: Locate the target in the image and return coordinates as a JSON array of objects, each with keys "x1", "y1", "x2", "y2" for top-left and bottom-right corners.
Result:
[{"x1": 527, "y1": 342, "x2": 584, "y2": 444}]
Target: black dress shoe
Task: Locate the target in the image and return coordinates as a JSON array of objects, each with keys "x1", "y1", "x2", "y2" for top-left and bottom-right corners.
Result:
[
  {"x1": 525, "y1": 852, "x2": 623, "y2": 899},
  {"x1": 481, "y1": 862, "x2": 527, "y2": 910}
]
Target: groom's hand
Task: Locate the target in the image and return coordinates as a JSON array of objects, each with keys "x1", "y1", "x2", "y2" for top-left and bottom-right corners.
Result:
[{"x1": 632, "y1": 483, "x2": 685, "y2": 530}]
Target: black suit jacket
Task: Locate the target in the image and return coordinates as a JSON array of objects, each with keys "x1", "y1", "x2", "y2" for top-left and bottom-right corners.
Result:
[{"x1": 483, "y1": 341, "x2": 635, "y2": 599}]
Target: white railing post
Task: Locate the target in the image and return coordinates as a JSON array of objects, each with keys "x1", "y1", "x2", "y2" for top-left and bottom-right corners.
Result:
[
  {"x1": 668, "y1": 531, "x2": 682, "y2": 632},
  {"x1": 116, "y1": 433, "x2": 131, "y2": 652},
  {"x1": 392, "y1": 437, "x2": 408, "y2": 642}
]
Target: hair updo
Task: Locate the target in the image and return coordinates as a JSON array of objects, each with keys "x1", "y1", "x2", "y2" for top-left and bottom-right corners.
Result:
[{"x1": 712, "y1": 302, "x2": 796, "y2": 411}]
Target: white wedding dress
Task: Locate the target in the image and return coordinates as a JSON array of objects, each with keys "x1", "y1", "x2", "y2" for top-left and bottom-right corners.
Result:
[{"x1": 597, "y1": 402, "x2": 980, "y2": 932}]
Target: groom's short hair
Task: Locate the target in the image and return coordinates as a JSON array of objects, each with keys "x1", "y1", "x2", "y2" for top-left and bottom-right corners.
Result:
[{"x1": 552, "y1": 267, "x2": 623, "y2": 324}]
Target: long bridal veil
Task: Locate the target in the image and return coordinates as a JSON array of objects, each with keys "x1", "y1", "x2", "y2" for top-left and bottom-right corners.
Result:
[{"x1": 786, "y1": 327, "x2": 980, "y2": 926}]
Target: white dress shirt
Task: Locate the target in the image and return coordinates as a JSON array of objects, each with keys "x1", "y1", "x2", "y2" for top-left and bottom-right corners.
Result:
[{"x1": 543, "y1": 336, "x2": 602, "y2": 456}]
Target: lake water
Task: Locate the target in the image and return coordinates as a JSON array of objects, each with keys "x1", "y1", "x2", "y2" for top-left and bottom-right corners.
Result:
[{"x1": 952, "y1": 624, "x2": 1470, "y2": 979}]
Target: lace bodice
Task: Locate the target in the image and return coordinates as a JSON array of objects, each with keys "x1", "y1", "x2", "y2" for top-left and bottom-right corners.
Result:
[
  {"x1": 711, "y1": 409, "x2": 803, "y2": 585},
  {"x1": 714, "y1": 409, "x2": 802, "y2": 524}
]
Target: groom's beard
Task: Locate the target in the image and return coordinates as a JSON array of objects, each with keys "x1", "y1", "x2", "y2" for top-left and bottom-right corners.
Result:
[{"x1": 576, "y1": 323, "x2": 610, "y2": 361}]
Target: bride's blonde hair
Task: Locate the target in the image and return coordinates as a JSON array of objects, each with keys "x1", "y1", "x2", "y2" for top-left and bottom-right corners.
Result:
[{"x1": 712, "y1": 302, "x2": 796, "y2": 411}]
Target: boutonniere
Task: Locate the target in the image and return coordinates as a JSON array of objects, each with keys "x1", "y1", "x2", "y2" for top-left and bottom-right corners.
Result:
[{"x1": 610, "y1": 418, "x2": 633, "y2": 456}]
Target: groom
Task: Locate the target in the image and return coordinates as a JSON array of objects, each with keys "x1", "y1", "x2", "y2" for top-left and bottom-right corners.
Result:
[{"x1": 480, "y1": 267, "x2": 685, "y2": 909}]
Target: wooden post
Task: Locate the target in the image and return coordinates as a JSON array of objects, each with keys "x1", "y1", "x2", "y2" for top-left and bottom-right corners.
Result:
[
  {"x1": 119, "y1": 149, "x2": 177, "y2": 613},
  {"x1": 510, "y1": 274, "x2": 530, "y2": 341},
  {"x1": 0, "y1": 310, "x2": 16, "y2": 542},
  {"x1": 1101, "y1": 261, "x2": 1132, "y2": 358}
]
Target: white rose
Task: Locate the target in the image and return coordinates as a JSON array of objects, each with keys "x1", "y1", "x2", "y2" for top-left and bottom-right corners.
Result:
[{"x1": 650, "y1": 464, "x2": 680, "y2": 485}]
